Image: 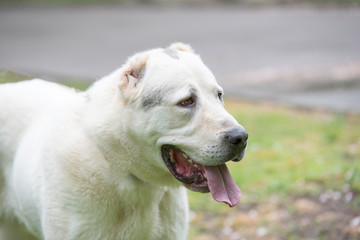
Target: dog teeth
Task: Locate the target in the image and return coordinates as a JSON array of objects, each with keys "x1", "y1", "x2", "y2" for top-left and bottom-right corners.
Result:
[
  {"x1": 180, "y1": 152, "x2": 200, "y2": 169},
  {"x1": 182, "y1": 153, "x2": 195, "y2": 165}
]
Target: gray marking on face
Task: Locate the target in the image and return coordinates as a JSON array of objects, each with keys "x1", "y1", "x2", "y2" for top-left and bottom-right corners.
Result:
[
  {"x1": 142, "y1": 88, "x2": 164, "y2": 111},
  {"x1": 163, "y1": 48, "x2": 179, "y2": 60}
]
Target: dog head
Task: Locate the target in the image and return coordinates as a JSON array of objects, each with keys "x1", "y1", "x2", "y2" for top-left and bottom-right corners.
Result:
[{"x1": 117, "y1": 43, "x2": 248, "y2": 206}]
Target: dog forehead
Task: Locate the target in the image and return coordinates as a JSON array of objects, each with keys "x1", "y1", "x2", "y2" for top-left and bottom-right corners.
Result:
[{"x1": 146, "y1": 49, "x2": 218, "y2": 88}]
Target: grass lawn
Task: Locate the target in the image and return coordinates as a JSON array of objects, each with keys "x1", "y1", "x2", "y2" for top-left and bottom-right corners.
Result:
[{"x1": 1, "y1": 71, "x2": 359, "y2": 239}]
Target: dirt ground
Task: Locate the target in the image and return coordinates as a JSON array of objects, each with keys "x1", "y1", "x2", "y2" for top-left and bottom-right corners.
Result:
[{"x1": 190, "y1": 189, "x2": 360, "y2": 240}]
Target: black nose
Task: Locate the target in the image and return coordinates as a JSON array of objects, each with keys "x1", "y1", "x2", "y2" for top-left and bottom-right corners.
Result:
[{"x1": 227, "y1": 128, "x2": 248, "y2": 146}]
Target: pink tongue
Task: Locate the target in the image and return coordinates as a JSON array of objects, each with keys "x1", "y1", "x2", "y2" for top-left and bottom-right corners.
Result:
[{"x1": 204, "y1": 164, "x2": 241, "y2": 207}]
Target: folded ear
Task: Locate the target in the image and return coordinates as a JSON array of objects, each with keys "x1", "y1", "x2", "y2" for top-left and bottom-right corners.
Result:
[
  {"x1": 169, "y1": 42, "x2": 194, "y2": 53},
  {"x1": 121, "y1": 53, "x2": 148, "y2": 90}
]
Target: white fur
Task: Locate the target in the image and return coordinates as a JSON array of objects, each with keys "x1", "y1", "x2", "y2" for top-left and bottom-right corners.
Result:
[{"x1": 0, "y1": 43, "x2": 243, "y2": 240}]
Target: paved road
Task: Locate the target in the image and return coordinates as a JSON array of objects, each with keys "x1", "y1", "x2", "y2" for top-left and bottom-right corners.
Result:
[{"x1": 1, "y1": 6, "x2": 360, "y2": 113}]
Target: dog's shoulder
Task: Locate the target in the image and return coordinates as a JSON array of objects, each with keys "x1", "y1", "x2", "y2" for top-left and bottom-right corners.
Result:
[
  {"x1": 0, "y1": 79, "x2": 81, "y2": 121},
  {"x1": 0, "y1": 79, "x2": 81, "y2": 165},
  {"x1": 0, "y1": 79, "x2": 76, "y2": 101}
]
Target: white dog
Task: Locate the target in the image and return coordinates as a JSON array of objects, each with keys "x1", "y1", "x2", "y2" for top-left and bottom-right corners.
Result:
[{"x1": 0, "y1": 43, "x2": 248, "y2": 240}]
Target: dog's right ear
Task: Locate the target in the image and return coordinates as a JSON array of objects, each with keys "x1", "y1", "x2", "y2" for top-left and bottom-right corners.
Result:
[
  {"x1": 119, "y1": 53, "x2": 148, "y2": 99},
  {"x1": 169, "y1": 42, "x2": 194, "y2": 53}
]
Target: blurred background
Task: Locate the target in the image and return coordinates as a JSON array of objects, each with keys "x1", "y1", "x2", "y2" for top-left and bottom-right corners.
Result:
[{"x1": 0, "y1": 0, "x2": 360, "y2": 239}]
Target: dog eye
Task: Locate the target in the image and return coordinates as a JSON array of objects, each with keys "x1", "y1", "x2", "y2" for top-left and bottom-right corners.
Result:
[
  {"x1": 218, "y1": 91, "x2": 223, "y2": 101},
  {"x1": 179, "y1": 97, "x2": 194, "y2": 107}
]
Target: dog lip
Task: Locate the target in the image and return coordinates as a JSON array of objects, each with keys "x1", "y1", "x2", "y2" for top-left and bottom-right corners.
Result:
[{"x1": 161, "y1": 145, "x2": 210, "y2": 193}]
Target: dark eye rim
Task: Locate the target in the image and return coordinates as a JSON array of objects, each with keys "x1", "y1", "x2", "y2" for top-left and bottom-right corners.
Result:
[{"x1": 178, "y1": 95, "x2": 196, "y2": 108}]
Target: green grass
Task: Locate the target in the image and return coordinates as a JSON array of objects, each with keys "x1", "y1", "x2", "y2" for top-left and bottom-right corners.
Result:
[{"x1": 0, "y1": 70, "x2": 31, "y2": 83}]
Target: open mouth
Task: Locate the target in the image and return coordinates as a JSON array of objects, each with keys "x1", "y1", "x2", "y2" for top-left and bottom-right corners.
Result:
[
  {"x1": 161, "y1": 145, "x2": 241, "y2": 207},
  {"x1": 161, "y1": 145, "x2": 209, "y2": 193}
]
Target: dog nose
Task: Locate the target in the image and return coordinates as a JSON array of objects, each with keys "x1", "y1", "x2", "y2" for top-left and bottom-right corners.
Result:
[{"x1": 227, "y1": 128, "x2": 248, "y2": 146}]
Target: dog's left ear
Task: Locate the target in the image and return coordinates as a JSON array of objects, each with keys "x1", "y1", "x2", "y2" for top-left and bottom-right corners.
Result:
[{"x1": 120, "y1": 53, "x2": 148, "y2": 91}]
